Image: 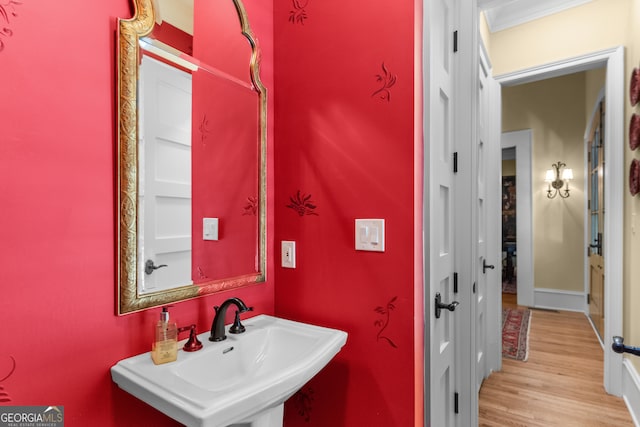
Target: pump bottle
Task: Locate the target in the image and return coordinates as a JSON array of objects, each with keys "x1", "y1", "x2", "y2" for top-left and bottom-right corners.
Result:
[{"x1": 151, "y1": 307, "x2": 178, "y2": 365}]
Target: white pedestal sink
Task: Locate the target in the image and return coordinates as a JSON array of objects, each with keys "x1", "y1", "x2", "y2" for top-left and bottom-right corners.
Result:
[{"x1": 111, "y1": 315, "x2": 347, "y2": 427}]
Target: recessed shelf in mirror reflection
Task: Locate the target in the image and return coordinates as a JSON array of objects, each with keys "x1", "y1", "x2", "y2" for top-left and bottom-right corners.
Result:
[{"x1": 116, "y1": 0, "x2": 266, "y2": 314}]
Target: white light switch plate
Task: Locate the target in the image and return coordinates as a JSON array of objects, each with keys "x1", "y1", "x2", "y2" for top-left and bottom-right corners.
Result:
[
  {"x1": 281, "y1": 241, "x2": 296, "y2": 268},
  {"x1": 355, "y1": 219, "x2": 385, "y2": 252},
  {"x1": 203, "y1": 218, "x2": 219, "y2": 241}
]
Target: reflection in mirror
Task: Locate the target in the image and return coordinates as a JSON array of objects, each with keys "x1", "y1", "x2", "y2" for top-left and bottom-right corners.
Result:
[{"x1": 117, "y1": 0, "x2": 266, "y2": 314}]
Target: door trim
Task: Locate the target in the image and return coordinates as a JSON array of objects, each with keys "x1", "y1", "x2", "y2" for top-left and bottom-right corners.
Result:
[
  {"x1": 495, "y1": 46, "x2": 624, "y2": 396},
  {"x1": 501, "y1": 130, "x2": 534, "y2": 308}
]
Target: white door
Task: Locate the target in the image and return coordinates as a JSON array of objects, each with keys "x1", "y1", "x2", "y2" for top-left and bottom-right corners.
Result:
[
  {"x1": 425, "y1": 0, "x2": 459, "y2": 424},
  {"x1": 139, "y1": 55, "x2": 193, "y2": 293},
  {"x1": 475, "y1": 45, "x2": 502, "y2": 388}
]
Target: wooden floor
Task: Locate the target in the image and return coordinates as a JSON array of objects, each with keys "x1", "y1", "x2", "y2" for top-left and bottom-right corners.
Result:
[{"x1": 478, "y1": 293, "x2": 634, "y2": 426}]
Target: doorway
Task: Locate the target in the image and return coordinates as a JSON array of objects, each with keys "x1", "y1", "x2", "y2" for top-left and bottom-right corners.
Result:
[{"x1": 494, "y1": 47, "x2": 624, "y2": 395}]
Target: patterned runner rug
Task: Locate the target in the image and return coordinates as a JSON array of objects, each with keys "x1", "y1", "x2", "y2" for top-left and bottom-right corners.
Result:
[
  {"x1": 502, "y1": 279, "x2": 517, "y2": 294},
  {"x1": 502, "y1": 308, "x2": 531, "y2": 361}
]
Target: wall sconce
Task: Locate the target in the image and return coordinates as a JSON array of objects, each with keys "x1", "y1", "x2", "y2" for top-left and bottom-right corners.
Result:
[{"x1": 545, "y1": 161, "x2": 573, "y2": 199}]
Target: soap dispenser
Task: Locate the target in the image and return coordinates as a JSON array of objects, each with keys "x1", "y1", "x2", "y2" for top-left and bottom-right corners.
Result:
[{"x1": 151, "y1": 307, "x2": 178, "y2": 365}]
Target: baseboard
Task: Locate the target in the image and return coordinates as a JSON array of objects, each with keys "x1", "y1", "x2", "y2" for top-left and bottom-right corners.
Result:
[
  {"x1": 533, "y1": 288, "x2": 585, "y2": 312},
  {"x1": 622, "y1": 359, "x2": 640, "y2": 426}
]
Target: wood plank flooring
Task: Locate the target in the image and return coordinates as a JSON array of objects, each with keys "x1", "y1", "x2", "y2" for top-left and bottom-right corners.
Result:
[{"x1": 478, "y1": 294, "x2": 633, "y2": 426}]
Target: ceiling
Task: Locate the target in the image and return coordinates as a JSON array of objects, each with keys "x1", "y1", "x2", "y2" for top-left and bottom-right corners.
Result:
[{"x1": 479, "y1": 0, "x2": 593, "y2": 32}]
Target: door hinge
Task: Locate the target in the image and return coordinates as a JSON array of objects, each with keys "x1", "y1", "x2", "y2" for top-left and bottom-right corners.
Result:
[
  {"x1": 453, "y1": 272, "x2": 458, "y2": 293},
  {"x1": 453, "y1": 152, "x2": 458, "y2": 173},
  {"x1": 587, "y1": 293, "x2": 590, "y2": 304},
  {"x1": 453, "y1": 30, "x2": 458, "y2": 53},
  {"x1": 473, "y1": 282, "x2": 476, "y2": 294},
  {"x1": 454, "y1": 391, "x2": 459, "y2": 414},
  {"x1": 588, "y1": 199, "x2": 591, "y2": 210}
]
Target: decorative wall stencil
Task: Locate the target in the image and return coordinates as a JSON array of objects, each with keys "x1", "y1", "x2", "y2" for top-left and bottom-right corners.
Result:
[
  {"x1": 196, "y1": 266, "x2": 208, "y2": 280},
  {"x1": 293, "y1": 386, "x2": 314, "y2": 422},
  {"x1": 243, "y1": 196, "x2": 258, "y2": 216},
  {"x1": 0, "y1": 356, "x2": 16, "y2": 402},
  {"x1": 289, "y1": 0, "x2": 309, "y2": 25},
  {"x1": 0, "y1": 1, "x2": 21, "y2": 52},
  {"x1": 199, "y1": 114, "x2": 212, "y2": 145},
  {"x1": 372, "y1": 62, "x2": 397, "y2": 102},
  {"x1": 374, "y1": 296, "x2": 398, "y2": 348},
  {"x1": 286, "y1": 190, "x2": 319, "y2": 216}
]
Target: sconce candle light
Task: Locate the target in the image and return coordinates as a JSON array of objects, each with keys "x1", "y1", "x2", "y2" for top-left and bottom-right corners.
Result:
[{"x1": 545, "y1": 161, "x2": 573, "y2": 199}]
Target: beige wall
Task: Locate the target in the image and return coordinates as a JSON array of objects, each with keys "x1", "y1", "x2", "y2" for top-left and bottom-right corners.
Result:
[
  {"x1": 502, "y1": 159, "x2": 516, "y2": 176},
  {"x1": 502, "y1": 74, "x2": 586, "y2": 292},
  {"x1": 479, "y1": 12, "x2": 491, "y2": 58},
  {"x1": 626, "y1": 0, "x2": 640, "y2": 372},
  {"x1": 585, "y1": 67, "x2": 606, "y2": 123},
  {"x1": 489, "y1": 0, "x2": 630, "y2": 76}
]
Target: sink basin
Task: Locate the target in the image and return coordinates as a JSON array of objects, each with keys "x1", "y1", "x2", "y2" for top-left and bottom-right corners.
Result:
[{"x1": 111, "y1": 315, "x2": 347, "y2": 427}]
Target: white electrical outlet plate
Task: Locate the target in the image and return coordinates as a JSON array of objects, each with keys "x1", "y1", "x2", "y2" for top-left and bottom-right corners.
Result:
[
  {"x1": 355, "y1": 219, "x2": 385, "y2": 252},
  {"x1": 203, "y1": 218, "x2": 219, "y2": 241},
  {"x1": 281, "y1": 241, "x2": 296, "y2": 268}
]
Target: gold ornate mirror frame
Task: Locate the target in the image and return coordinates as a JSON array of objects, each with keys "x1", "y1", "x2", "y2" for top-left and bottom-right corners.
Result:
[{"x1": 116, "y1": 0, "x2": 267, "y2": 314}]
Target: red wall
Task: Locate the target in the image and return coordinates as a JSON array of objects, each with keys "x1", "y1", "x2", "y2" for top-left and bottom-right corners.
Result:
[
  {"x1": 273, "y1": 0, "x2": 421, "y2": 425},
  {"x1": 1, "y1": 0, "x2": 422, "y2": 425},
  {"x1": 0, "y1": 0, "x2": 274, "y2": 425}
]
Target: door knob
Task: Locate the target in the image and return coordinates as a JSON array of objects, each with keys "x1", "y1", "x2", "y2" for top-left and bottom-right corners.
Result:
[
  {"x1": 483, "y1": 259, "x2": 495, "y2": 274},
  {"x1": 435, "y1": 292, "x2": 459, "y2": 319},
  {"x1": 612, "y1": 336, "x2": 640, "y2": 357},
  {"x1": 145, "y1": 259, "x2": 168, "y2": 275}
]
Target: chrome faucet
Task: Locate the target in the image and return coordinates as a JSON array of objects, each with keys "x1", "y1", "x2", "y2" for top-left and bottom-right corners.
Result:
[{"x1": 209, "y1": 297, "x2": 253, "y2": 342}]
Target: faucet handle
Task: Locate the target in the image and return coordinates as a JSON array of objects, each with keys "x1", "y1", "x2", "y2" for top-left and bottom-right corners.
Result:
[
  {"x1": 229, "y1": 309, "x2": 252, "y2": 334},
  {"x1": 178, "y1": 324, "x2": 203, "y2": 352}
]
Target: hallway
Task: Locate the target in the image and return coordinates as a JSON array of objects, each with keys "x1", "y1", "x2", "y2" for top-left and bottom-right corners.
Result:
[{"x1": 478, "y1": 294, "x2": 634, "y2": 426}]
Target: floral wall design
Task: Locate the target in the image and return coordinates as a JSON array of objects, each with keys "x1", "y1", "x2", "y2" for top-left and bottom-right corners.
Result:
[
  {"x1": 286, "y1": 190, "x2": 318, "y2": 216},
  {"x1": 199, "y1": 114, "x2": 212, "y2": 146},
  {"x1": 0, "y1": 356, "x2": 16, "y2": 402},
  {"x1": 292, "y1": 386, "x2": 314, "y2": 422},
  {"x1": 372, "y1": 62, "x2": 397, "y2": 102},
  {"x1": 0, "y1": 1, "x2": 22, "y2": 52},
  {"x1": 243, "y1": 196, "x2": 258, "y2": 216},
  {"x1": 289, "y1": 0, "x2": 309, "y2": 25},
  {"x1": 374, "y1": 296, "x2": 398, "y2": 348}
]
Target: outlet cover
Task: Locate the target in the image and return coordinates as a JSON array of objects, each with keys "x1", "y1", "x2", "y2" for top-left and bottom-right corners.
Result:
[{"x1": 281, "y1": 241, "x2": 296, "y2": 268}]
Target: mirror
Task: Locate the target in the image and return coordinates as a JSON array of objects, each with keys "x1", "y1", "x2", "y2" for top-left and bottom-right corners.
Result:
[{"x1": 117, "y1": 0, "x2": 266, "y2": 314}]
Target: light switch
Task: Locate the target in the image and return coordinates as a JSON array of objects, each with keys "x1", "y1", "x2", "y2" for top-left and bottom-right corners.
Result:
[
  {"x1": 203, "y1": 218, "x2": 219, "y2": 241},
  {"x1": 355, "y1": 219, "x2": 385, "y2": 252},
  {"x1": 281, "y1": 241, "x2": 296, "y2": 268}
]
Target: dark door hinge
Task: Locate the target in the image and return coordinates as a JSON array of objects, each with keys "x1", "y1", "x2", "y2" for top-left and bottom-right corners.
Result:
[
  {"x1": 453, "y1": 272, "x2": 458, "y2": 293},
  {"x1": 473, "y1": 282, "x2": 476, "y2": 294},
  {"x1": 587, "y1": 293, "x2": 591, "y2": 304},
  {"x1": 453, "y1": 30, "x2": 458, "y2": 53},
  {"x1": 453, "y1": 152, "x2": 458, "y2": 173},
  {"x1": 454, "y1": 391, "x2": 459, "y2": 414}
]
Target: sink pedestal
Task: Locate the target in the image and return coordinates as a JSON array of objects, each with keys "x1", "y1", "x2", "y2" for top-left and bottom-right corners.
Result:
[{"x1": 232, "y1": 404, "x2": 283, "y2": 427}]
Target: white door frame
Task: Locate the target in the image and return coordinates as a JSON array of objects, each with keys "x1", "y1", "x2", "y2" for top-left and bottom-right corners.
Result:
[
  {"x1": 495, "y1": 46, "x2": 624, "y2": 396},
  {"x1": 500, "y1": 130, "x2": 534, "y2": 308}
]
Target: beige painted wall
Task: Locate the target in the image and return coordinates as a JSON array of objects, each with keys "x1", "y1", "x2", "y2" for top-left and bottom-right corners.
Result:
[
  {"x1": 502, "y1": 159, "x2": 516, "y2": 176},
  {"x1": 502, "y1": 74, "x2": 586, "y2": 292},
  {"x1": 585, "y1": 67, "x2": 606, "y2": 123},
  {"x1": 626, "y1": 0, "x2": 640, "y2": 373},
  {"x1": 479, "y1": 12, "x2": 491, "y2": 58},
  {"x1": 489, "y1": 0, "x2": 630, "y2": 77}
]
